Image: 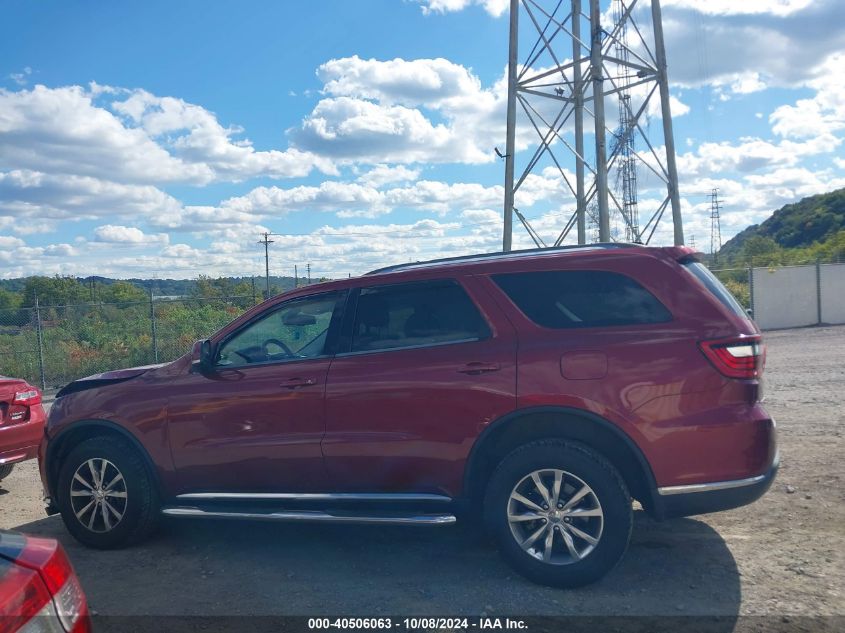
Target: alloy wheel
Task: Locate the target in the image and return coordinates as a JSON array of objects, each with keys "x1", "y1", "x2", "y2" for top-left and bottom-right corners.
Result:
[
  {"x1": 507, "y1": 468, "x2": 604, "y2": 565},
  {"x1": 69, "y1": 458, "x2": 128, "y2": 533}
]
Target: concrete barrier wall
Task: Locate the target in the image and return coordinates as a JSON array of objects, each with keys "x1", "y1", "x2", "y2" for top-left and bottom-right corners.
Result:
[
  {"x1": 820, "y1": 263, "x2": 845, "y2": 325},
  {"x1": 752, "y1": 266, "x2": 818, "y2": 330}
]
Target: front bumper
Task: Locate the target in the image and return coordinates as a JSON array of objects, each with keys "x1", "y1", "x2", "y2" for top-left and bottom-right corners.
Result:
[{"x1": 654, "y1": 451, "x2": 779, "y2": 519}]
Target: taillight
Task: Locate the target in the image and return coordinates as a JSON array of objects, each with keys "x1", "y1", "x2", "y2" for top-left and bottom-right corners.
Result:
[
  {"x1": 699, "y1": 337, "x2": 765, "y2": 379},
  {"x1": 0, "y1": 564, "x2": 54, "y2": 633},
  {"x1": 8, "y1": 536, "x2": 90, "y2": 633},
  {"x1": 13, "y1": 388, "x2": 41, "y2": 407}
]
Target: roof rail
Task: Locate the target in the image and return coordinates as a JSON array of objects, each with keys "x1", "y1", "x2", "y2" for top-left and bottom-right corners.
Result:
[{"x1": 365, "y1": 243, "x2": 640, "y2": 276}]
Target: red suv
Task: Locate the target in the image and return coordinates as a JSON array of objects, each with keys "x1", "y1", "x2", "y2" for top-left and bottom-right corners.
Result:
[{"x1": 39, "y1": 245, "x2": 777, "y2": 587}]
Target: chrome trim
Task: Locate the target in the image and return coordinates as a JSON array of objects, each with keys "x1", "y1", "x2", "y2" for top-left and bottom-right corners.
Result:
[
  {"x1": 658, "y1": 451, "x2": 779, "y2": 496},
  {"x1": 658, "y1": 474, "x2": 767, "y2": 496},
  {"x1": 175, "y1": 492, "x2": 452, "y2": 502},
  {"x1": 161, "y1": 506, "x2": 456, "y2": 526}
]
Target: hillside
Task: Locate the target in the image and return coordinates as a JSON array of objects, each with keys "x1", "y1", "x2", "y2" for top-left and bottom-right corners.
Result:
[{"x1": 720, "y1": 188, "x2": 845, "y2": 258}]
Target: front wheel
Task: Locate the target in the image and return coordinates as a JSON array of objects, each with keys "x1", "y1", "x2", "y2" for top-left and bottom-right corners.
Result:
[
  {"x1": 57, "y1": 435, "x2": 159, "y2": 549},
  {"x1": 484, "y1": 439, "x2": 632, "y2": 588}
]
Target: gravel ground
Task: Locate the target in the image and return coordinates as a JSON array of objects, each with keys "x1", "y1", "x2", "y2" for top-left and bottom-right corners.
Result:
[{"x1": 1, "y1": 325, "x2": 842, "y2": 622}]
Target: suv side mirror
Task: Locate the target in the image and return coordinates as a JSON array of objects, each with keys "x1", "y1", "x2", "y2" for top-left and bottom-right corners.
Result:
[{"x1": 191, "y1": 339, "x2": 214, "y2": 372}]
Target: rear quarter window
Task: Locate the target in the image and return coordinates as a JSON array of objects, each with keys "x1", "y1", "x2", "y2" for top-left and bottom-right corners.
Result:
[
  {"x1": 681, "y1": 260, "x2": 748, "y2": 318},
  {"x1": 492, "y1": 270, "x2": 672, "y2": 329}
]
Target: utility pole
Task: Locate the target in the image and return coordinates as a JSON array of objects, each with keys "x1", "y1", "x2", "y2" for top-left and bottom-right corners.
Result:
[
  {"x1": 294, "y1": 264, "x2": 298, "y2": 288},
  {"x1": 710, "y1": 188, "x2": 722, "y2": 264},
  {"x1": 258, "y1": 232, "x2": 274, "y2": 299},
  {"x1": 306, "y1": 263, "x2": 311, "y2": 285}
]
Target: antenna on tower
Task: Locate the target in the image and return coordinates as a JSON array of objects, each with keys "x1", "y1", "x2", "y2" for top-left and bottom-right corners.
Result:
[
  {"x1": 710, "y1": 188, "x2": 722, "y2": 265},
  {"x1": 501, "y1": 0, "x2": 684, "y2": 250},
  {"x1": 613, "y1": 0, "x2": 640, "y2": 244}
]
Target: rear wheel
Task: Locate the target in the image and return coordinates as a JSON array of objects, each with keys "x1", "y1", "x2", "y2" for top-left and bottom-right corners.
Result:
[
  {"x1": 57, "y1": 436, "x2": 159, "y2": 548},
  {"x1": 0, "y1": 463, "x2": 13, "y2": 481},
  {"x1": 484, "y1": 439, "x2": 632, "y2": 588}
]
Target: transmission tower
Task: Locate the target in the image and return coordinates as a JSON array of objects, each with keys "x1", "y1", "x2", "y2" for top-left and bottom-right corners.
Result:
[
  {"x1": 613, "y1": 0, "x2": 640, "y2": 243},
  {"x1": 710, "y1": 188, "x2": 722, "y2": 264},
  {"x1": 501, "y1": 0, "x2": 684, "y2": 250}
]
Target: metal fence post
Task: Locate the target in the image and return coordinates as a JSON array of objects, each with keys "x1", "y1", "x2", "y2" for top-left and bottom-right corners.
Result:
[
  {"x1": 34, "y1": 294, "x2": 46, "y2": 391},
  {"x1": 816, "y1": 258, "x2": 822, "y2": 325},
  {"x1": 747, "y1": 266, "x2": 755, "y2": 318},
  {"x1": 149, "y1": 289, "x2": 159, "y2": 363}
]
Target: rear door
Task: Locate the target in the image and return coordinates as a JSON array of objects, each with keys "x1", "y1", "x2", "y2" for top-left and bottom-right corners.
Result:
[{"x1": 322, "y1": 276, "x2": 517, "y2": 496}]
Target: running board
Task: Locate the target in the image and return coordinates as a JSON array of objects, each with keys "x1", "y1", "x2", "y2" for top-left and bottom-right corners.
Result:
[
  {"x1": 161, "y1": 506, "x2": 456, "y2": 526},
  {"x1": 175, "y1": 492, "x2": 452, "y2": 502}
]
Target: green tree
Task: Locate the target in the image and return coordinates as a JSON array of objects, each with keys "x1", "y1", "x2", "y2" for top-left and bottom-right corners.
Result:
[
  {"x1": 740, "y1": 236, "x2": 782, "y2": 266},
  {"x1": 22, "y1": 276, "x2": 87, "y2": 307},
  {"x1": 101, "y1": 281, "x2": 147, "y2": 304},
  {"x1": 0, "y1": 288, "x2": 22, "y2": 311}
]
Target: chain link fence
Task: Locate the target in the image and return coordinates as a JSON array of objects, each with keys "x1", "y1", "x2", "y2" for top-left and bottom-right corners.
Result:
[
  {"x1": 2, "y1": 260, "x2": 844, "y2": 392},
  {"x1": 0, "y1": 295, "x2": 258, "y2": 393}
]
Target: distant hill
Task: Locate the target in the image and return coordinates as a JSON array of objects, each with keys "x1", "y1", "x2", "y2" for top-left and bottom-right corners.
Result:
[
  {"x1": 0, "y1": 275, "x2": 302, "y2": 299},
  {"x1": 720, "y1": 188, "x2": 845, "y2": 258}
]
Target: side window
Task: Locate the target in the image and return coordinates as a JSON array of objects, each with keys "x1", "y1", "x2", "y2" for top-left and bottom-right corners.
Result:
[
  {"x1": 492, "y1": 270, "x2": 671, "y2": 329},
  {"x1": 217, "y1": 291, "x2": 345, "y2": 367},
  {"x1": 350, "y1": 280, "x2": 490, "y2": 353}
]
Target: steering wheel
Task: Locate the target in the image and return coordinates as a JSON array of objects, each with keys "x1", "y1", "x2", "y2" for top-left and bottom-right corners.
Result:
[{"x1": 262, "y1": 338, "x2": 294, "y2": 357}]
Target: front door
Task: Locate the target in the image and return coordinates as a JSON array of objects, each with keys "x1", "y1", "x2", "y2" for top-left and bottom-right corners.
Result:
[{"x1": 166, "y1": 290, "x2": 347, "y2": 494}]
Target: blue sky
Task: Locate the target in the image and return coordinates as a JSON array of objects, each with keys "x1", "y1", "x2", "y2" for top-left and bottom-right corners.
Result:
[{"x1": 1, "y1": 0, "x2": 844, "y2": 279}]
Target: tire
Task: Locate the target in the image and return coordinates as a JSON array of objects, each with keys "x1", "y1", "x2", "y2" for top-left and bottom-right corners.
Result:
[
  {"x1": 0, "y1": 463, "x2": 13, "y2": 481},
  {"x1": 56, "y1": 435, "x2": 159, "y2": 549},
  {"x1": 483, "y1": 439, "x2": 632, "y2": 588}
]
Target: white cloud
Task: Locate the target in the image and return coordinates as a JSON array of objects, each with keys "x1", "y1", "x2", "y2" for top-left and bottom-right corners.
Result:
[
  {"x1": 318, "y1": 56, "x2": 482, "y2": 107},
  {"x1": 0, "y1": 170, "x2": 184, "y2": 225},
  {"x1": 769, "y1": 54, "x2": 845, "y2": 139},
  {"x1": 658, "y1": 0, "x2": 845, "y2": 93},
  {"x1": 9, "y1": 67, "x2": 32, "y2": 86},
  {"x1": 357, "y1": 164, "x2": 421, "y2": 187},
  {"x1": 293, "y1": 56, "x2": 512, "y2": 165},
  {"x1": 0, "y1": 85, "x2": 213, "y2": 184},
  {"x1": 0, "y1": 84, "x2": 333, "y2": 188},
  {"x1": 676, "y1": 134, "x2": 842, "y2": 178},
  {"x1": 660, "y1": 0, "x2": 813, "y2": 17},
  {"x1": 294, "y1": 97, "x2": 476, "y2": 163},
  {"x1": 213, "y1": 179, "x2": 505, "y2": 222},
  {"x1": 111, "y1": 89, "x2": 335, "y2": 181},
  {"x1": 93, "y1": 225, "x2": 169, "y2": 246},
  {"x1": 418, "y1": 0, "x2": 508, "y2": 17}
]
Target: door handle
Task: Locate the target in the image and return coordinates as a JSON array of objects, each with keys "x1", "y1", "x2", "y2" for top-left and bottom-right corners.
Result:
[
  {"x1": 282, "y1": 377, "x2": 317, "y2": 389},
  {"x1": 457, "y1": 362, "x2": 501, "y2": 375}
]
